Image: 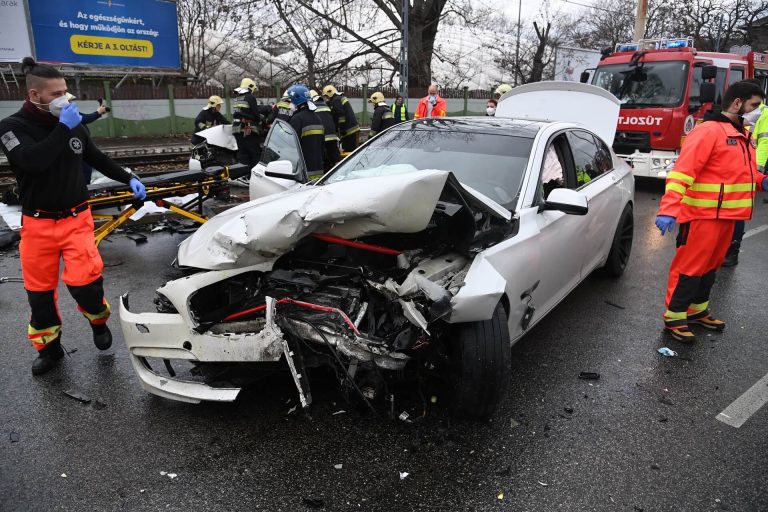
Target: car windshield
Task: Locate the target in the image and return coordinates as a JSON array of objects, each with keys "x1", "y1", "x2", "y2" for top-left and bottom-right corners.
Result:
[
  {"x1": 322, "y1": 124, "x2": 534, "y2": 209},
  {"x1": 592, "y1": 60, "x2": 689, "y2": 108}
]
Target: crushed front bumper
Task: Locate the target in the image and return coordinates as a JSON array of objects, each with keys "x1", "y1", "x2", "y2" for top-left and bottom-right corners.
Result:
[{"x1": 119, "y1": 294, "x2": 284, "y2": 403}]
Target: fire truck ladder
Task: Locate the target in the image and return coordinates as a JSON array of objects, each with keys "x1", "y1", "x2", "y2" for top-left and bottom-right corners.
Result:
[{"x1": 1, "y1": 65, "x2": 19, "y2": 91}]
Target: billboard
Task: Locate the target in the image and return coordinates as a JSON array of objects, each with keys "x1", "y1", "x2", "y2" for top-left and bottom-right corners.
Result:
[
  {"x1": 0, "y1": 0, "x2": 33, "y2": 63},
  {"x1": 28, "y1": 0, "x2": 180, "y2": 68},
  {"x1": 554, "y1": 46, "x2": 601, "y2": 83}
]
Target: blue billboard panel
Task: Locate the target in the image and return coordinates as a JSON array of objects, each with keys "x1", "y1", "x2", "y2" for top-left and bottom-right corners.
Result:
[{"x1": 29, "y1": 0, "x2": 180, "y2": 69}]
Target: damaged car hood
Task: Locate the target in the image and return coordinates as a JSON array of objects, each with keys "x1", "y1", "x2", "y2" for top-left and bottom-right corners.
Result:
[{"x1": 179, "y1": 170, "x2": 510, "y2": 270}]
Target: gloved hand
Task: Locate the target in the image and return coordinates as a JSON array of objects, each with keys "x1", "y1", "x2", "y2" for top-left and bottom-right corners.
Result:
[
  {"x1": 59, "y1": 103, "x2": 81, "y2": 129},
  {"x1": 762, "y1": 176, "x2": 768, "y2": 190},
  {"x1": 655, "y1": 215, "x2": 676, "y2": 235},
  {"x1": 129, "y1": 178, "x2": 146, "y2": 200}
]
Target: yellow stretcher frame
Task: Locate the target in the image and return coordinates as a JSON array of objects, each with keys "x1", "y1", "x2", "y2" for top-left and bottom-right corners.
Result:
[{"x1": 89, "y1": 165, "x2": 240, "y2": 246}]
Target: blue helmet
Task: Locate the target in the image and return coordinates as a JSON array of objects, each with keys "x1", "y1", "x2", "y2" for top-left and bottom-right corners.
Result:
[{"x1": 287, "y1": 84, "x2": 311, "y2": 106}]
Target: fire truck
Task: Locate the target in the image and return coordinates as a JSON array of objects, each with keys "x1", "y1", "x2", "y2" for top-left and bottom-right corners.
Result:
[{"x1": 586, "y1": 37, "x2": 768, "y2": 178}]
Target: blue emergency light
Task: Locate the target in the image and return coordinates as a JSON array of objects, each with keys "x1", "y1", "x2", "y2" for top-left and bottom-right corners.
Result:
[
  {"x1": 665, "y1": 39, "x2": 689, "y2": 49},
  {"x1": 617, "y1": 43, "x2": 639, "y2": 52}
]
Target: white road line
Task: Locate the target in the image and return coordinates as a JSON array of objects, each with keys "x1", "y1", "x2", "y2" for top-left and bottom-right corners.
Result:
[
  {"x1": 743, "y1": 224, "x2": 768, "y2": 239},
  {"x1": 716, "y1": 372, "x2": 768, "y2": 428}
]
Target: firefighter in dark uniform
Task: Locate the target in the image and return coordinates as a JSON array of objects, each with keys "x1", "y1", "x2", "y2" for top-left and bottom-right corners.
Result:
[
  {"x1": 287, "y1": 85, "x2": 325, "y2": 177},
  {"x1": 369, "y1": 91, "x2": 396, "y2": 136},
  {"x1": 310, "y1": 89, "x2": 341, "y2": 171},
  {"x1": 232, "y1": 78, "x2": 271, "y2": 168},
  {"x1": 191, "y1": 95, "x2": 229, "y2": 145},
  {"x1": 0, "y1": 57, "x2": 147, "y2": 375},
  {"x1": 272, "y1": 91, "x2": 293, "y2": 123},
  {"x1": 322, "y1": 85, "x2": 360, "y2": 152}
]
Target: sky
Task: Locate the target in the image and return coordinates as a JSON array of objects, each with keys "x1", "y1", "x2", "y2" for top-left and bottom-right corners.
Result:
[{"x1": 497, "y1": 0, "x2": 582, "y2": 21}]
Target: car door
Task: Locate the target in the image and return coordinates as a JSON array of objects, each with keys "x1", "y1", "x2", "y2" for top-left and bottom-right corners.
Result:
[
  {"x1": 528, "y1": 133, "x2": 586, "y2": 316},
  {"x1": 564, "y1": 129, "x2": 622, "y2": 274},
  {"x1": 249, "y1": 119, "x2": 308, "y2": 201}
]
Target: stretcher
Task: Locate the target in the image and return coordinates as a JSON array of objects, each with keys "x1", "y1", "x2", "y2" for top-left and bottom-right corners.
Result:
[{"x1": 87, "y1": 163, "x2": 250, "y2": 246}]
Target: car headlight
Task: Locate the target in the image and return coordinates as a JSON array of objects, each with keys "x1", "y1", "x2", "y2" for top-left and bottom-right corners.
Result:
[{"x1": 652, "y1": 158, "x2": 661, "y2": 166}]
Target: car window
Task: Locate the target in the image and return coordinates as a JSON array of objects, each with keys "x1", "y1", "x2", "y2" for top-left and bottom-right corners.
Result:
[
  {"x1": 541, "y1": 144, "x2": 566, "y2": 199},
  {"x1": 323, "y1": 126, "x2": 534, "y2": 209},
  {"x1": 566, "y1": 130, "x2": 611, "y2": 187},
  {"x1": 260, "y1": 120, "x2": 305, "y2": 176}
]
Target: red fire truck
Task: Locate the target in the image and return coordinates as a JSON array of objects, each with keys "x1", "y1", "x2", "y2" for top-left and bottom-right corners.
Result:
[{"x1": 586, "y1": 37, "x2": 768, "y2": 178}]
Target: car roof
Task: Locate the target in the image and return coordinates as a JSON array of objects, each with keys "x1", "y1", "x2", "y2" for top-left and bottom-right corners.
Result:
[{"x1": 390, "y1": 117, "x2": 545, "y2": 138}]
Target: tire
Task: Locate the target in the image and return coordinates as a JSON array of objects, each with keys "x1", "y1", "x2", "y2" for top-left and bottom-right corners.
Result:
[
  {"x1": 603, "y1": 203, "x2": 633, "y2": 278},
  {"x1": 448, "y1": 304, "x2": 511, "y2": 419}
]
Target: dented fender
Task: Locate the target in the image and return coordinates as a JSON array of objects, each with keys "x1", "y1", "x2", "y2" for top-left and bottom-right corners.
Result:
[{"x1": 447, "y1": 255, "x2": 506, "y2": 323}]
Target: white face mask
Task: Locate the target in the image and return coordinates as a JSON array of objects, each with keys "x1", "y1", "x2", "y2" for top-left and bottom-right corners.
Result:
[
  {"x1": 486, "y1": 106, "x2": 496, "y2": 116},
  {"x1": 32, "y1": 95, "x2": 69, "y2": 117},
  {"x1": 743, "y1": 105, "x2": 762, "y2": 127}
]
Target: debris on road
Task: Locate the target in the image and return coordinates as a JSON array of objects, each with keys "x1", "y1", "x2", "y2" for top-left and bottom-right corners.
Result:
[
  {"x1": 9, "y1": 431, "x2": 19, "y2": 443},
  {"x1": 0, "y1": 227, "x2": 20, "y2": 249},
  {"x1": 538, "y1": 481, "x2": 548, "y2": 486},
  {"x1": 60, "y1": 473, "x2": 67, "y2": 478},
  {"x1": 333, "y1": 464, "x2": 343, "y2": 470},
  {"x1": 287, "y1": 405, "x2": 297, "y2": 415},
  {"x1": 578, "y1": 371, "x2": 600, "y2": 380},
  {"x1": 496, "y1": 491, "x2": 504, "y2": 500},
  {"x1": 604, "y1": 300, "x2": 626, "y2": 310},
  {"x1": 657, "y1": 347, "x2": 677, "y2": 357},
  {"x1": 302, "y1": 497, "x2": 325, "y2": 508},
  {"x1": 332, "y1": 410, "x2": 346, "y2": 416},
  {"x1": 126, "y1": 233, "x2": 148, "y2": 244},
  {"x1": 160, "y1": 471, "x2": 178, "y2": 479},
  {"x1": 398, "y1": 411, "x2": 411, "y2": 423},
  {"x1": 399, "y1": 471, "x2": 409, "y2": 480},
  {"x1": 659, "y1": 396, "x2": 674, "y2": 406},
  {"x1": 564, "y1": 407, "x2": 574, "y2": 414},
  {"x1": 92, "y1": 401, "x2": 108, "y2": 410},
  {"x1": 510, "y1": 419, "x2": 521, "y2": 429},
  {"x1": 62, "y1": 389, "x2": 91, "y2": 404},
  {"x1": 650, "y1": 464, "x2": 660, "y2": 470}
]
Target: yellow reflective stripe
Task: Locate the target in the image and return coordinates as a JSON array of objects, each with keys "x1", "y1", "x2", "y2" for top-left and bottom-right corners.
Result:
[
  {"x1": 667, "y1": 171, "x2": 694, "y2": 185},
  {"x1": 301, "y1": 129, "x2": 324, "y2": 138},
  {"x1": 341, "y1": 98, "x2": 349, "y2": 105},
  {"x1": 27, "y1": 324, "x2": 61, "y2": 344},
  {"x1": 79, "y1": 300, "x2": 111, "y2": 323},
  {"x1": 343, "y1": 125, "x2": 360, "y2": 136},
  {"x1": 324, "y1": 134, "x2": 340, "y2": 141},
  {"x1": 338, "y1": 116, "x2": 346, "y2": 123},
  {"x1": 688, "y1": 301, "x2": 709, "y2": 313},
  {"x1": 666, "y1": 183, "x2": 687, "y2": 195},
  {"x1": 664, "y1": 310, "x2": 687, "y2": 320},
  {"x1": 689, "y1": 183, "x2": 755, "y2": 192},
  {"x1": 316, "y1": 106, "x2": 331, "y2": 113},
  {"x1": 382, "y1": 112, "x2": 394, "y2": 119},
  {"x1": 681, "y1": 197, "x2": 753, "y2": 208},
  {"x1": 757, "y1": 132, "x2": 768, "y2": 139}
]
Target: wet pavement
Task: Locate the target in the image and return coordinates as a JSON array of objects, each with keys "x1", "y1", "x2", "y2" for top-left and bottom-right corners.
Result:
[{"x1": 1, "y1": 179, "x2": 767, "y2": 511}]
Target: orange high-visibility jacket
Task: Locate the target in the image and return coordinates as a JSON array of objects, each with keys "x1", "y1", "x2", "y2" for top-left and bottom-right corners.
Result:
[
  {"x1": 414, "y1": 96, "x2": 447, "y2": 119},
  {"x1": 659, "y1": 117, "x2": 764, "y2": 223}
]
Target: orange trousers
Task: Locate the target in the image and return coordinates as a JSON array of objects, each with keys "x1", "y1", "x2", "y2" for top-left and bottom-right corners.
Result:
[
  {"x1": 19, "y1": 209, "x2": 110, "y2": 350},
  {"x1": 663, "y1": 219, "x2": 734, "y2": 328}
]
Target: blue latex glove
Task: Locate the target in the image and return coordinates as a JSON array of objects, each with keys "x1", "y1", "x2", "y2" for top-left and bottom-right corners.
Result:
[
  {"x1": 655, "y1": 215, "x2": 676, "y2": 235},
  {"x1": 59, "y1": 103, "x2": 81, "y2": 129},
  {"x1": 129, "y1": 178, "x2": 146, "y2": 200},
  {"x1": 762, "y1": 176, "x2": 768, "y2": 191}
]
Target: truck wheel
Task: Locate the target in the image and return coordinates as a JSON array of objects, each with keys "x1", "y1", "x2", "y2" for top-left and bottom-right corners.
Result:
[
  {"x1": 603, "y1": 204, "x2": 633, "y2": 278},
  {"x1": 448, "y1": 304, "x2": 511, "y2": 419}
]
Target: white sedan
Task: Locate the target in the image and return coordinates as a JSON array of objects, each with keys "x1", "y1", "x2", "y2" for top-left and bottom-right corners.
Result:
[{"x1": 119, "y1": 82, "x2": 634, "y2": 418}]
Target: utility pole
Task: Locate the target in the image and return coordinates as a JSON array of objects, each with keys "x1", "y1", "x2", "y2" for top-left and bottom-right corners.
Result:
[
  {"x1": 715, "y1": 13, "x2": 725, "y2": 52},
  {"x1": 633, "y1": 0, "x2": 648, "y2": 41},
  {"x1": 400, "y1": 0, "x2": 409, "y2": 100},
  {"x1": 514, "y1": 0, "x2": 521, "y2": 86}
]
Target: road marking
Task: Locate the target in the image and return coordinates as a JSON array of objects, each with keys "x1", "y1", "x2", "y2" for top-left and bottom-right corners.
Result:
[
  {"x1": 743, "y1": 224, "x2": 768, "y2": 239},
  {"x1": 716, "y1": 371, "x2": 768, "y2": 428}
]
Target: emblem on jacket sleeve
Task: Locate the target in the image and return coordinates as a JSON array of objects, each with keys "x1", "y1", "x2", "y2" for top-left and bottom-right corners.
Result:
[{"x1": 69, "y1": 137, "x2": 83, "y2": 154}]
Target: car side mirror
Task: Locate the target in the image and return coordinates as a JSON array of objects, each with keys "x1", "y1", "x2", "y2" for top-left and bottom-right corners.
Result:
[
  {"x1": 264, "y1": 160, "x2": 299, "y2": 180},
  {"x1": 580, "y1": 71, "x2": 590, "y2": 83},
  {"x1": 700, "y1": 82, "x2": 716, "y2": 104},
  {"x1": 702, "y1": 65, "x2": 718, "y2": 81},
  {"x1": 543, "y1": 188, "x2": 588, "y2": 215}
]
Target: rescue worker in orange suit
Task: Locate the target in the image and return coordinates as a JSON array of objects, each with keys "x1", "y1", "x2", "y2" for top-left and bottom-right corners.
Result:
[
  {"x1": 655, "y1": 81, "x2": 767, "y2": 343},
  {"x1": 414, "y1": 84, "x2": 448, "y2": 119},
  {"x1": 287, "y1": 84, "x2": 325, "y2": 177},
  {"x1": 0, "y1": 57, "x2": 147, "y2": 375}
]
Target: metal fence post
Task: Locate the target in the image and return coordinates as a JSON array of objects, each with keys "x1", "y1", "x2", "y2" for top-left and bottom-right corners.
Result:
[
  {"x1": 462, "y1": 86, "x2": 469, "y2": 116},
  {"x1": 275, "y1": 84, "x2": 281, "y2": 102},
  {"x1": 167, "y1": 84, "x2": 177, "y2": 134},
  {"x1": 102, "y1": 80, "x2": 115, "y2": 138},
  {"x1": 362, "y1": 83, "x2": 368, "y2": 126},
  {"x1": 224, "y1": 85, "x2": 232, "y2": 120}
]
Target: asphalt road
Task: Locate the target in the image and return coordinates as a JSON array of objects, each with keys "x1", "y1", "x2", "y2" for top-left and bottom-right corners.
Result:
[{"x1": 1, "y1": 179, "x2": 768, "y2": 512}]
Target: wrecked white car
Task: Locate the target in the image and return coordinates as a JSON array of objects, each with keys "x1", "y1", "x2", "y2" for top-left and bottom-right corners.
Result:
[{"x1": 119, "y1": 82, "x2": 634, "y2": 418}]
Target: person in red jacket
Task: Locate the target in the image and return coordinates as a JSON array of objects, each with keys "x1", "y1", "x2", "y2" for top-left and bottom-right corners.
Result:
[
  {"x1": 414, "y1": 84, "x2": 447, "y2": 119},
  {"x1": 655, "y1": 81, "x2": 767, "y2": 343}
]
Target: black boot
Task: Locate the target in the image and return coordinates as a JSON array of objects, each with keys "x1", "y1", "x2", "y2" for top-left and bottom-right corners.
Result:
[
  {"x1": 722, "y1": 243, "x2": 739, "y2": 267},
  {"x1": 92, "y1": 323, "x2": 112, "y2": 350},
  {"x1": 32, "y1": 339, "x2": 65, "y2": 376}
]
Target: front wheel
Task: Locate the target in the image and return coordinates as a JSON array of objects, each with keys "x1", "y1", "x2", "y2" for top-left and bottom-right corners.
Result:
[
  {"x1": 602, "y1": 203, "x2": 633, "y2": 277},
  {"x1": 448, "y1": 304, "x2": 511, "y2": 419}
]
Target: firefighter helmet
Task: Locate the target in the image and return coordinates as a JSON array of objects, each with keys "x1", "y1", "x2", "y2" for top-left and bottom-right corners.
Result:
[
  {"x1": 287, "y1": 84, "x2": 311, "y2": 106},
  {"x1": 237, "y1": 78, "x2": 257, "y2": 93},
  {"x1": 368, "y1": 91, "x2": 385, "y2": 104},
  {"x1": 322, "y1": 85, "x2": 338, "y2": 98},
  {"x1": 494, "y1": 83, "x2": 513, "y2": 99},
  {"x1": 205, "y1": 95, "x2": 223, "y2": 109},
  {"x1": 309, "y1": 89, "x2": 320, "y2": 100}
]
